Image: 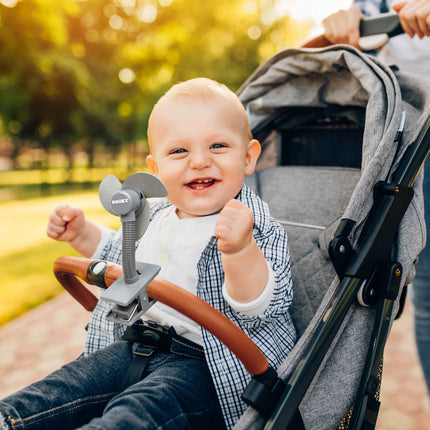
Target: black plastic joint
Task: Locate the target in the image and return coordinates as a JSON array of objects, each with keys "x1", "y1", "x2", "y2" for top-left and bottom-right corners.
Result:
[
  {"x1": 241, "y1": 367, "x2": 286, "y2": 419},
  {"x1": 328, "y1": 219, "x2": 355, "y2": 279},
  {"x1": 380, "y1": 262, "x2": 403, "y2": 301},
  {"x1": 374, "y1": 181, "x2": 400, "y2": 196},
  {"x1": 373, "y1": 181, "x2": 414, "y2": 202},
  {"x1": 87, "y1": 261, "x2": 108, "y2": 289}
]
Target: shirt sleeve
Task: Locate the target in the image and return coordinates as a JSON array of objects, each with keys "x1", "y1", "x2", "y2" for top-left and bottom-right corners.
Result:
[
  {"x1": 91, "y1": 225, "x2": 116, "y2": 259},
  {"x1": 85, "y1": 226, "x2": 125, "y2": 354},
  {"x1": 222, "y1": 260, "x2": 275, "y2": 316},
  {"x1": 221, "y1": 221, "x2": 294, "y2": 333}
]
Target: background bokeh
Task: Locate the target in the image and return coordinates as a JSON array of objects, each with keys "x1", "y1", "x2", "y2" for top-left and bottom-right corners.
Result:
[{"x1": 0, "y1": 0, "x2": 350, "y2": 323}]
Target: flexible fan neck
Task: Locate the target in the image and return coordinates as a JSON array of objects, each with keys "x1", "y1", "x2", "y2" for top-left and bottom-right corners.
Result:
[{"x1": 122, "y1": 220, "x2": 139, "y2": 284}]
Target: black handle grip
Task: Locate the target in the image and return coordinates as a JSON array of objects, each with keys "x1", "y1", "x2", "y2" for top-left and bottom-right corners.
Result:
[{"x1": 360, "y1": 13, "x2": 403, "y2": 37}]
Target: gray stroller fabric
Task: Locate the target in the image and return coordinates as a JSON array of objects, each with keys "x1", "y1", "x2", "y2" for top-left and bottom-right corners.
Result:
[{"x1": 235, "y1": 45, "x2": 430, "y2": 429}]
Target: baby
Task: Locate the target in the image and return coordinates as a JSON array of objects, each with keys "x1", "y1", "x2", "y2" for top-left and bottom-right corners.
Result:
[{"x1": 1, "y1": 78, "x2": 296, "y2": 430}]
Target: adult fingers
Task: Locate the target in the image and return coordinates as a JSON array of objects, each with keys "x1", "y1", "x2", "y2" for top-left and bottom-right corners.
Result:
[{"x1": 396, "y1": 0, "x2": 430, "y2": 37}]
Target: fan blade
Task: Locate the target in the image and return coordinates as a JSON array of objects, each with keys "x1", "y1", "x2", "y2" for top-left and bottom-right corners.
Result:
[
  {"x1": 99, "y1": 175, "x2": 123, "y2": 215},
  {"x1": 136, "y1": 201, "x2": 151, "y2": 240},
  {"x1": 123, "y1": 172, "x2": 167, "y2": 198}
]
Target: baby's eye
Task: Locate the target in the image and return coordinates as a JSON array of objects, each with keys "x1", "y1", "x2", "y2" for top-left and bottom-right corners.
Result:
[
  {"x1": 211, "y1": 143, "x2": 227, "y2": 149},
  {"x1": 170, "y1": 148, "x2": 187, "y2": 155}
]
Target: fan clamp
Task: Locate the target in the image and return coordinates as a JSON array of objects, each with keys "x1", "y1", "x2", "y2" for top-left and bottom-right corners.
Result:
[{"x1": 97, "y1": 172, "x2": 168, "y2": 325}]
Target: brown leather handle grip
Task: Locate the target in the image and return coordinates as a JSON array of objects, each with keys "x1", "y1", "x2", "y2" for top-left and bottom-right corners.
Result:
[
  {"x1": 54, "y1": 256, "x2": 99, "y2": 311},
  {"x1": 53, "y1": 256, "x2": 123, "y2": 311},
  {"x1": 53, "y1": 256, "x2": 270, "y2": 376}
]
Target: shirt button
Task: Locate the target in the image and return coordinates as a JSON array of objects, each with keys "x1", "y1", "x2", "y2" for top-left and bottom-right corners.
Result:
[{"x1": 159, "y1": 252, "x2": 166, "y2": 261}]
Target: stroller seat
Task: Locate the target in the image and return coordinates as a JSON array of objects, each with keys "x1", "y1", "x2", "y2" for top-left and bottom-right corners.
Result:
[{"x1": 247, "y1": 165, "x2": 361, "y2": 335}]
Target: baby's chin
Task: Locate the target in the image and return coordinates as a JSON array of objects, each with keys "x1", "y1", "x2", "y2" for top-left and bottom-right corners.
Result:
[{"x1": 175, "y1": 206, "x2": 223, "y2": 219}]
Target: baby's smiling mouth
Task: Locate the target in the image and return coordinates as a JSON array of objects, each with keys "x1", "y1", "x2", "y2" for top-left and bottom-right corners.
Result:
[{"x1": 186, "y1": 178, "x2": 218, "y2": 190}]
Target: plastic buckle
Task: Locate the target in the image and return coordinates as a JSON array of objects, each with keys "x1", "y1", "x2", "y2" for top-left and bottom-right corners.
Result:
[
  {"x1": 141, "y1": 319, "x2": 171, "y2": 334},
  {"x1": 141, "y1": 321, "x2": 173, "y2": 350},
  {"x1": 132, "y1": 343, "x2": 157, "y2": 357}
]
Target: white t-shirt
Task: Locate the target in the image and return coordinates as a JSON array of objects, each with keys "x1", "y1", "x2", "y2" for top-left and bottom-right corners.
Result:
[{"x1": 98, "y1": 205, "x2": 275, "y2": 346}]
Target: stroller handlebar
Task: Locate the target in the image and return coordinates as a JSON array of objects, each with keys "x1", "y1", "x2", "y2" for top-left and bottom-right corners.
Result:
[
  {"x1": 359, "y1": 12, "x2": 403, "y2": 38},
  {"x1": 302, "y1": 13, "x2": 402, "y2": 49},
  {"x1": 53, "y1": 256, "x2": 270, "y2": 376}
]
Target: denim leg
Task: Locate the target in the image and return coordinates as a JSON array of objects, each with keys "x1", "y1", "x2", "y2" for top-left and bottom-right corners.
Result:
[
  {"x1": 0, "y1": 343, "x2": 225, "y2": 430},
  {"x1": 79, "y1": 353, "x2": 225, "y2": 430},
  {"x1": 413, "y1": 159, "x2": 430, "y2": 396},
  {"x1": 0, "y1": 341, "x2": 132, "y2": 430}
]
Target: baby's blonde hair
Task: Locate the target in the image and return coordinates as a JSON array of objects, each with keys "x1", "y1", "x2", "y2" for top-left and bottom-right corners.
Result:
[{"x1": 148, "y1": 78, "x2": 252, "y2": 150}]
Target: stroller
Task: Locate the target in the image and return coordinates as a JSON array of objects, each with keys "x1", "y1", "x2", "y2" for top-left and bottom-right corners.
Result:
[{"x1": 53, "y1": 21, "x2": 430, "y2": 430}]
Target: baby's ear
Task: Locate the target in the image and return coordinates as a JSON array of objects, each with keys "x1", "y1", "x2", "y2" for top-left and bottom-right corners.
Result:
[
  {"x1": 245, "y1": 139, "x2": 261, "y2": 175},
  {"x1": 146, "y1": 155, "x2": 158, "y2": 174}
]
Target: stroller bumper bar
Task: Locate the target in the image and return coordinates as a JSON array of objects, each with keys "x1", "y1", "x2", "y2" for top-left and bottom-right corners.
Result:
[
  {"x1": 53, "y1": 256, "x2": 271, "y2": 377},
  {"x1": 302, "y1": 13, "x2": 403, "y2": 48}
]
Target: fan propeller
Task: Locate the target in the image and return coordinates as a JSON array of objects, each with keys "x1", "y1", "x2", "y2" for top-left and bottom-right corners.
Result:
[
  {"x1": 98, "y1": 172, "x2": 167, "y2": 285},
  {"x1": 99, "y1": 172, "x2": 167, "y2": 241}
]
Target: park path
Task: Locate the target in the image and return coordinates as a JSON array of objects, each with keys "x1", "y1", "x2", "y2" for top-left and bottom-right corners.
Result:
[{"x1": 0, "y1": 293, "x2": 429, "y2": 429}]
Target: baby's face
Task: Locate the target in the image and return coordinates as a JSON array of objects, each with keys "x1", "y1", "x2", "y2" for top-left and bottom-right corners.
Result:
[{"x1": 147, "y1": 96, "x2": 259, "y2": 218}]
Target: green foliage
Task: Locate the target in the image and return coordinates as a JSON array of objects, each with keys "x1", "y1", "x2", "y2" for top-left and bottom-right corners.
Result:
[
  {"x1": 0, "y1": 1, "x2": 312, "y2": 324},
  {"x1": 0, "y1": 0, "x2": 313, "y2": 324},
  {"x1": 0, "y1": 0, "x2": 310, "y2": 164}
]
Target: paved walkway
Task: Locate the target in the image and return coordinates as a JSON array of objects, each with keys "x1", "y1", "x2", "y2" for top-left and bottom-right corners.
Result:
[{"x1": 0, "y1": 294, "x2": 429, "y2": 429}]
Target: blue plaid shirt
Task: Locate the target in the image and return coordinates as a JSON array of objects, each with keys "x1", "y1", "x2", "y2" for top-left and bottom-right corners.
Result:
[
  {"x1": 84, "y1": 184, "x2": 296, "y2": 429},
  {"x1": 354, "y1": 0, "x2": 389, "y2": 16}
]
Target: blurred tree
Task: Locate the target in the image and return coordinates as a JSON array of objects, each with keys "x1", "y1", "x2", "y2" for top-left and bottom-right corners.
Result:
[
  {"x1": 0, "y1": 0, "x2": 90, "y2": 171},
  {"x1": 0, "y1": 0, "x2": 310, "y2": 170}
]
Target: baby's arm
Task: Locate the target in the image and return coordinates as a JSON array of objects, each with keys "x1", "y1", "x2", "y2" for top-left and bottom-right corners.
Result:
[
  {"x1": 47, "y1": 203, "x2": 102, "y2": 258},
  {"x1": 215, "y1": 199, "x2": 268, "y2": 303}
]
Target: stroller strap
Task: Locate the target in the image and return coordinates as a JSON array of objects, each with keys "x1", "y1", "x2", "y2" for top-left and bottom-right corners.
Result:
[{"x1": 120, "y1": 319, "x2": 205, "y2": 390}]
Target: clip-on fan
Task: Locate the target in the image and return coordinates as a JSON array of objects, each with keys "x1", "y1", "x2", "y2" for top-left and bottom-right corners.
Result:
[{"x1": 98, "y1": 172, "x2": 168, "y2": 325}]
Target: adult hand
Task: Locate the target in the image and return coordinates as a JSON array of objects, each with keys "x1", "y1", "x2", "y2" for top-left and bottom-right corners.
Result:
[
  {"x1": 322, "y1": 5, "x2": 365, "y2": 49},
  {"x1": 393, "y1": 0, "x2": 430, "y2": 38}
]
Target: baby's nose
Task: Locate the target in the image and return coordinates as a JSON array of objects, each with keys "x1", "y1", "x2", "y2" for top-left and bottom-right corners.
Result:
[{"x1": 189, "y1": 151, "x2": 211, "y2": 169}]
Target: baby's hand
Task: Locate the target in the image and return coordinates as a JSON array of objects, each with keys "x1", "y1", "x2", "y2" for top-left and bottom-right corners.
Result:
[
  {"x1": 215, "y1": 199, "x2": 254, "y2": 255},
  {"x1": 46, "y1": 203, "x2": 86, "y2": 243}
]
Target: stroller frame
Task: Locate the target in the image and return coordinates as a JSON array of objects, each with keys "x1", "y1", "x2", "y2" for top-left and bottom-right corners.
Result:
[{"x1": 260, "y1": 117, "x2": 430, "y2": 429}]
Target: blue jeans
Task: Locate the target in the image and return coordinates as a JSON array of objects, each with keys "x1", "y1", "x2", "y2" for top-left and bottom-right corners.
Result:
[
  {"x1": 413, "y1": 159, "x2": 430, "y2": 396},
  {"x1": 0, "y1": 341, "x2": 225, "y2": 429}
]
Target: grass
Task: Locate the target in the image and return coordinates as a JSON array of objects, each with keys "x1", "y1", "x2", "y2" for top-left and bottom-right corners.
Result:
[
  {"x1": 0, "y1": 189, "x2": 120, "y2": 326},
  {"x1": 0, "y1": 241, "x2": 80, "y2": 325},
  {"x1": 0, "y1": 167, "x2": 139, "y2": 202}
]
